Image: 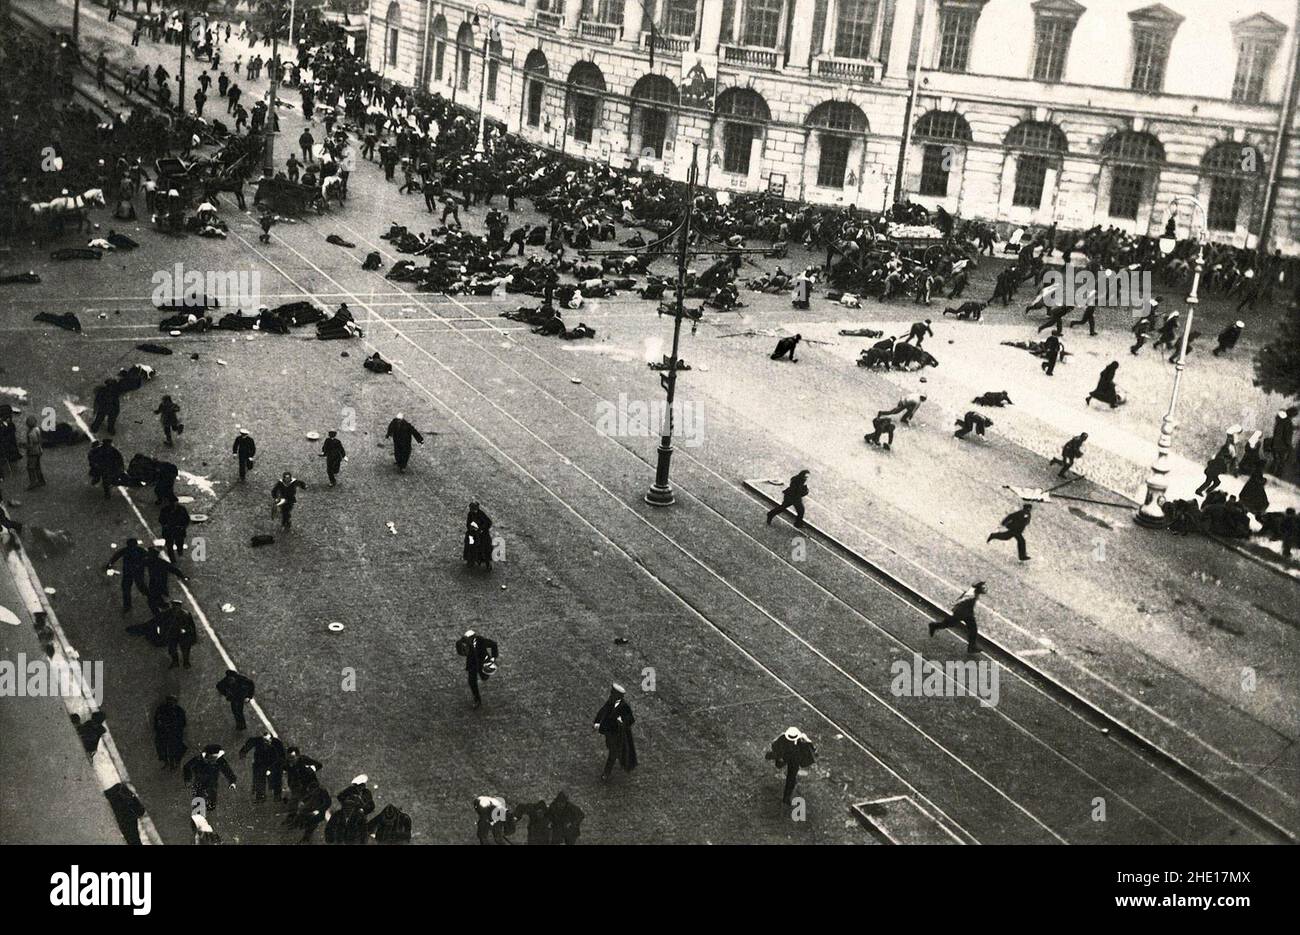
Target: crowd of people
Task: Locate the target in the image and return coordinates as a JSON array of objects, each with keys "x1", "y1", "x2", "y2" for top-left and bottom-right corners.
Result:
[{"x1": 4, "y1": 0, "x2": 1300, "y2": 845}]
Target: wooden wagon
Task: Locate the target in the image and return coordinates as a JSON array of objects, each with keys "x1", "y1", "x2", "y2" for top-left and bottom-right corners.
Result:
[{"x1": 253, "y1": 177, "x2": 324, "y2": 214}]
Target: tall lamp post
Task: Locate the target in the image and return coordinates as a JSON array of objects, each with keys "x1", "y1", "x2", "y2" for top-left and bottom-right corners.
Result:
[
  {"x1": 261, "y1": 0, "x2": 285, "y2": 174},
  {"x1": 1135, "y1": 195, "x2": 1207, "y2": 527},
  {"x1": 645, "y1": 145, "x2": 701, "y2": 506},
  {"x1": 472, "y1": 5, "x2": 495, "y2": 155}
]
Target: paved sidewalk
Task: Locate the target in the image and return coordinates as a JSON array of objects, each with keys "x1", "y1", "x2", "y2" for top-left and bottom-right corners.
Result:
[{"x1": 0, "y1": 545, "x2": 125, "y2": 844}]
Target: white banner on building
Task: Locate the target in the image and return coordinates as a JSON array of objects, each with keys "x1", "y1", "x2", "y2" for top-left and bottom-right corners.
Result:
[{"x1": 680, "y1": 52, "x2": 718, "y2": 111}]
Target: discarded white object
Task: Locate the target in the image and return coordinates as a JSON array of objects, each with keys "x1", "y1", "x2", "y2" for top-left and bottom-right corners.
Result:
[
  {"x1": 71, "y1": 367, "x2": 80, "y2": 372},
  {"x1": 305, "y1": 431, "x2": 321, "y2": 441},
  {"x1": 328, "y1": 622, "x2": 345, "y2": 632},
  {"x1": 105, "y1": 569, "x2": 117, "y2": 577},
  {"x1": 571, "y1": 377, "x2": 582, "y2": 384},
  {"x1": 217, "y1": 359, "x2": 229, "y2": 366},
  {"x1": 177, "y1": 495, "x2": 195, "y2": 504},
  {"x1": 170, "y1": 330, "x2": 182, "y2": 336},
  {"x1": 43, "y1": 587, "x2": 56, "y2": 596},
  {"x1": 386, "y1": 521, "x2": 397, "y2": 534},
  {"x1": 190, "y1": 513, "x2": 209, "y2": 523},
  {"x1": 221, "y1": 603, "x2": 236, "y2": 613}
]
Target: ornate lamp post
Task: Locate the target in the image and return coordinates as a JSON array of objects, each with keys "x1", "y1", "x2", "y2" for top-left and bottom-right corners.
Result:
[
  {"x1": 1136, "y1": 195, "x2": 1207, "y2": 527},
  {"x1": 472, "y1": 5, "x2": 495, "y2": 155}
]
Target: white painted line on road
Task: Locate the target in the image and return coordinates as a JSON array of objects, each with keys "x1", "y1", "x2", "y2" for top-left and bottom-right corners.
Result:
[{"x1": 61, "y1": 402, "x2": 278, "y2": 741}]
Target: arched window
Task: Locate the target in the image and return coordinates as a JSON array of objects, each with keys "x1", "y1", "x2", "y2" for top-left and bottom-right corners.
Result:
[
  {"x1": 486, "y1": 33, "x2": 503, "y2": 102},
  {"x1": 1101, "y1": 130, "x2": 1164, "y2": 220},
  {"x1": 631, "y1": 74, "x2": 680, "y2": 159},
  {"x1": 524, "y1": 49, "x2": 549, "y2": 128},
  {"x1": 1004, "y1": 120, "x2": 1068, "y2": 209},
  {"x1": 1202, "y1": 140, "x2": 1262, "y2": 232},
  {"x1": 716, "y1": 87, "x2": 770, "y2": 175},
  {"x1": 385, "y1": 2, "x2": 401, "y2": 68},
  {"x1": 567, "y1": 61, "x2": 606, "y2": 144},
  {"x1": 456, "y1": 21, "x2": 475, "y2": 93},
  {"x1": 914, "y1": 110, "x2": 971, "y2": 197},
  {"x1": 431, "y1": 16, "x2": 447, "y2": 83},
  {"x1": 807, "y1": 101, "x2": 868, "y2": 188}
]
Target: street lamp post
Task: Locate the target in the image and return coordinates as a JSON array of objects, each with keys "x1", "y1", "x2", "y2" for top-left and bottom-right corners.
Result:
[
  {"x1": 179, "y1": 7, "x2": 189, "y2": 115},
  {"x1": 473, "y1": 6, "x2": 492, "y2": 155},
  {"x1": 264, "y1": 2, "x2": 282, "y2": 174},
  {"x1": 1136, "y1": 196, "x2": 1207, "y2": 527},
  {"x1": 645, "y1": 145, "x2": 700, "y2": 507}
]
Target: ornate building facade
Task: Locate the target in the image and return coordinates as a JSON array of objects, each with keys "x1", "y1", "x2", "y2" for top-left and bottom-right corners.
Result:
[{"x1": 366, "y1": 0, "x2": 1300, "y2": 251}]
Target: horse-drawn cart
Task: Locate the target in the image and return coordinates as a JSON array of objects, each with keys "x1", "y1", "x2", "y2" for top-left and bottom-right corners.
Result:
[
  {"x1": 253, "y1": 176, "x2": 324, "y2": 214},
  {"x1": 155, "y1": 157, "x2": 197, "y2": 203}
]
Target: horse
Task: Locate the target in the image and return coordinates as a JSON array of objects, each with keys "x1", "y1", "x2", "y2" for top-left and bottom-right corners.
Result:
[
  {"x1": 30, "y1": 188, "x2": 105, "y2": 238},
  {"x1": 202, "y1": 174, "x2": 246, "y2": 210}
]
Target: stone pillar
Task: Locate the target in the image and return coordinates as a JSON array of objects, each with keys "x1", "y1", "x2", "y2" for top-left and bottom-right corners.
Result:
[
  {"x1": 788, "y1": 0, "x2": 816, "y2": 70},
  {"x1": 886, "y1": 0, "x2": 918, "y2": 80},
  {"x1": 700, "y1": 0, "x2": 725, "y2": 54},
  {"x1": 621, "y1": 0, "x2": 642, "y2": 43}
]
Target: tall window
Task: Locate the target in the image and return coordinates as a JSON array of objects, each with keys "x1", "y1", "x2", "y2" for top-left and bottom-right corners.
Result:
[
  {"x1": 434, "y1": 41, "x2": 446, "y2": 80},
  {"x1": 572, "y1": 95, "x2": 597, "y2": 142},
  {"x1": 1208, "y1": 177, "x2": 1243, "y2": 231},
  {"x1": 817, "y1": 136, "x2": 852, "y2": 188},
  {"x1": 643, "y1": 109, "x2": 668, "y2": 158},
  {"x1": 936, "y1": 4, "x2": 980, "y2": 73},
  {"x1": 487, "y1": 60, "x2": 499, "y2": 101},
  {"x1": 1031, "y1": 15, "x2": 1075, "y2": 82},
  {"x1": 919, "y1": 145, "x2": 950, "y2": 196},
  {"x1": 459, "y1": 50, "x2": 471, "y2": 91},
  {"x1": 834, "y1": 0, "x2": 877, "y2": 60},
  {"x1": 1130, "y1": 27, "x2": 1171, "y2": 92},
  {"x1": 385, "y1": 3, "x2": 401, "y2": 67},
  {"x1": 527, "y1": 80, "x2": 544, "y2": 126},
  {"x1": 1109, "y1": 165, "x2": 1144, "y2": 219},
  {"x1": 664, "y1": 0, "x2": 697, "y2": 35},
  {"x1": 723, "y1": 123, "x2": 755, "y2": 173},
  {"x1": 583, "y1": 0, "x2": 625, "y2": 24},
  {"x1": 742, "y1": 0, "x2": 783, "y2": 48},
  {"x1": 1232, "y1": 39, "x2": 1278, "y2": 103},
  {"x1": 1012, "y1": 155, "x2": 1049, "y2": 208}
]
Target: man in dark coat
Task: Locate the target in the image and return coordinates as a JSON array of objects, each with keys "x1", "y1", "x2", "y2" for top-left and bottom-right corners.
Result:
[
  {"x1": 320, "y1": 430, "x2": 346, "y2": 485},
  {"x1": 770, "y1": 334, "x2": 801, "y2": 362},
  {"x1": 90, "y1": 378, "x2": 122, "y2": 434},
  {"x1": 152, "y1": 695, "x2": 187, "y2": 768},
  {"x1": 216, "y1": 669, "x2": 255, "y2": 731},
  {"x1": 1269, "y1": 409, "x2": 1295, "y2": 477},
  {"x1": 1050, "y1": 432, "x2": 1088, "y2": 478},
  {"x1": 88, "y1": 438, "x2": 125, "y2": 499},
  {"x1": 929, "y1": 581, "x2": 987, "y2": 653},
  {"x1": 183, "y1": 744, "x2": 237, "y2": 812},
  {"x1": 765, "y1": 727, "x2": 817, "y2": 804},
  {"x1": 987, "y1": 505, "x2": 1033, "y2": 562},
  {"x1": 593, "y1": 683, "x2": 637, "y2": 780},
  {"x1": 953, "y1": 411, "x2": 994, "y2": 440},
  {"x1": 1040, "y1": 333, "x2": 1063, "y2": 376},
  {"x1": 284, "y1": 746, "x2": 324, "y2": 809},
  {"x1": 455, "y1": 629, "x2": 499, "y2": 708},
  {"x1": 1212, "y1": 320, "x2": 1244, "y2": 356},
  {"x1": 271, "y1": 472, "x2": 307, "y2": 530},
  {"x1": 158, "y1": 496, "x2": 191, "y2": 562},
  {"x1": 765, "y1": 469, "x2": 810, "y2": 528},
  {"x1": 105, "y1": 538, "x2": 150, "y2": 612},
  {"x1": 385, "y1": 413, "x2": 424, "y2": 470},
  {"x1": 145, "y1": 547, "x2": 188, "y2": 614},
  {"x1": 160, "y1": 599, "x2": 197, "y2": 668},
  {"x1": 238, "y1": 730, "x2": 286, "y2": 802},
  {"x1": 231, "y1": 428, "x2": 256, "y2": 481}
]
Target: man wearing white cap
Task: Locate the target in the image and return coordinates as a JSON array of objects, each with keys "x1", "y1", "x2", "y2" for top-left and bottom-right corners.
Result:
[
  {"x1": 455, "y1": 629, "x2": 499, "y2": 708},
  {"x1": 593, "y1": 683, "x2": 637, "y2": 780},
  {"x1": 766, "y1": 727, "x2": 817, "y2": 804},
  {"x1": 1212, "y1": 320, "x2": 1244, "y2": 357},
  {"x1": 231, "y1": 427, "x2": 256, "y2": 481}
]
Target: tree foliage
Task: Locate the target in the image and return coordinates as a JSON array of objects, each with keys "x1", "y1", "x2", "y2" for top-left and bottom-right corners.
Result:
[{"x1": 1255, "y1": 304, "x2": 1300, "y2": 398}]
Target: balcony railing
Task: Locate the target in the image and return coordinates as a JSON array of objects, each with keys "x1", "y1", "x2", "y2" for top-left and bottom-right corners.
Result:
[
  {"x1": 814, "y1": 57, "x2": 882, "y2": 83},
  {"x1": 533, "y1": 10, "x2": 564, "y2": 30},
  {"x1": 721, "y1": 44, "x2": 779, "y2": 71},
  {"x1": 578, "y1": 20, "x2": 621, "y2": 43},
  {"x1": 640, "y1": 30, "x2": 692, "y2": 55}
]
